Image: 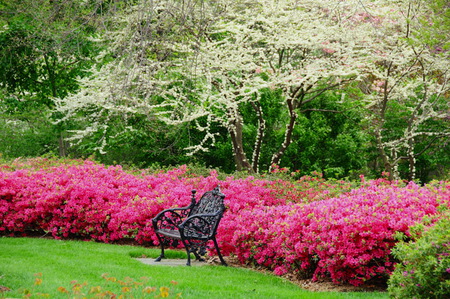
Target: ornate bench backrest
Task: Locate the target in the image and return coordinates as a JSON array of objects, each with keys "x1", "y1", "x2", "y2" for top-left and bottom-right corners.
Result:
[{"x1": 189, "y1": 187, "x2": 225, "y2": 217}]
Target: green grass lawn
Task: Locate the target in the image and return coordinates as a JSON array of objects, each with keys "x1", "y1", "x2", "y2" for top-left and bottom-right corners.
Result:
[{"x1": 0, "y1": 237, "x2": 388, "y2": 298}]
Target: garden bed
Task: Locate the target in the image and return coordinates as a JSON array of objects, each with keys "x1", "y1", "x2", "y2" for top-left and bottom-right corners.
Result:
[{"x1": 1, "y1": 158, "x2": 449, "y2": 287}]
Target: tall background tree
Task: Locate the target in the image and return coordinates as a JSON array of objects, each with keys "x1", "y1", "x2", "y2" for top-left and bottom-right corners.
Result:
[
  {"x1": 2, "y1": 0, "x2": 448, "y2": 181},
  {"x1": 56, "y1": 0, "x2": 369, "y2": 173},
  {"x1": 0, "y1": 0, "x2": 102, "y2": 157},
  {"x1": 350, "y1": 0, "x2": 450, "y2": 180}
]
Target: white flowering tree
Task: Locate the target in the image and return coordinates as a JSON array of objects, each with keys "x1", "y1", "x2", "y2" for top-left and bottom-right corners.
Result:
[
  {"x1": 55, "y1": 0, "x2": 449, "y2": 176},
  {"x1": 55, "y1": 0, "x2": 211, "y2": 153},
  {"x1": 344, "y1": 0, "x2": 450, "y2": 180},
  {"x1": 141, "y1": 0, "x2": 365, "y2": 172}
]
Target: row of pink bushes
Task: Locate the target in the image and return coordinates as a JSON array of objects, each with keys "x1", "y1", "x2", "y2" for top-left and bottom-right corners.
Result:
[{"x1": 1, "y1": 159, "x2": 449, "y2": 286}]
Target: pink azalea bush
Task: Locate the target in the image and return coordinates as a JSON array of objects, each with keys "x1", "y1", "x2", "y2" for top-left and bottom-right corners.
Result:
[
  {"x1": 0, "y1": 161, "x2": 210, "y2": 244},
  {"x1": 225, "y1": 180, "x2": 450, "y2": 285},
  {"x1": 1, "y1": 158, "x2": 449, "y2": 286}
]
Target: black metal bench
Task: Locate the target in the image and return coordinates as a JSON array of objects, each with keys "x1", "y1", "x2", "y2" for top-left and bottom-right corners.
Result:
[{"x1": 152, "y1": 186, "x2": 227, "y2": 266}]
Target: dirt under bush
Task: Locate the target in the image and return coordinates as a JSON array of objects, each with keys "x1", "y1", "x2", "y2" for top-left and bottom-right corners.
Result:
[{"x1": 208, "y1": 255, "x2": 388, "y2": 293}]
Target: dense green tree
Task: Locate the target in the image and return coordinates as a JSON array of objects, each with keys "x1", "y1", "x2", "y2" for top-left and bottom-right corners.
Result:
[
  {"x1": 278, "y1": 91, "x2": 369, "y2": 179},
  {"x1": 0, "y1": 0, "x2": 102, "y2": 157}
]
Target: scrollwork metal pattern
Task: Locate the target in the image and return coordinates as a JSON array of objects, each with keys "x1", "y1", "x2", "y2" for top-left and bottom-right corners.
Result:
[{"x1": 152, "y1": 187, "x2": 227, "y2": 266}]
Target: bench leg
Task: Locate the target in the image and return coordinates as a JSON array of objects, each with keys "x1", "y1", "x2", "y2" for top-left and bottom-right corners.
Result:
[
  {"x1": 180, "y1": 238, "x2": 193, "y2": 266},
  {"x1": 155, "y1": 252, "x2": 165, "y2": 262},
  {"x1": 154, "y1": 234, "x2": 165, "y2": 262},
  {"x1": 194, "y1": 251, "x2": 205, "y2": 262},
  {"x1": 213, "y1": 237, "x2": 227, "y2": 266},
  {"x1": 185, "y1": 247, "x2": 192, "y2": 266}
]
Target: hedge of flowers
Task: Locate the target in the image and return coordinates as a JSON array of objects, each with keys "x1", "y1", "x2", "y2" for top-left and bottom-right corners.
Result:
[{"x1": 1, "y1": 158, "x2": 449, "y2": 286}]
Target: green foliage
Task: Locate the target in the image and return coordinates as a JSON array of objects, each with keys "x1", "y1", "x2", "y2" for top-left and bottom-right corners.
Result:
[
  {"x1": 70, "y1": 114, "x2": 214, "y2": 169},
  {"x1": 0, "y1": 0, "x2": 103, "y2": 158},
  {"x1": 414, "y1": 140, "x2": 450, "y2": 183},
  {"x1": 0, "y1": 117, "x2": 58, "y2": 158},
  {"x1": 388, "y1": 211, "x2": 450, "y2": 298},
  {"x1": 0, "y1": 89, "x2": 60, "y2": 158},
  {"x1": 0, "y1": 0, "x2": 100, "y2": 103},
  {"x1": 375, "y1": 92, "x2": 450, "y2": 182},
  {"x1": 416, "y1": 0, "x2": 450, "y2": 51},
  {"x1": 280, "y1": 91, "x2": 369, "y2": 179}
]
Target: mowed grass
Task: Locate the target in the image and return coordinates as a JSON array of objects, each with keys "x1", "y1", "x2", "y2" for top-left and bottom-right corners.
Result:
[{"x1": 0, "y1": 237, "x2": 388, "y2": 298}]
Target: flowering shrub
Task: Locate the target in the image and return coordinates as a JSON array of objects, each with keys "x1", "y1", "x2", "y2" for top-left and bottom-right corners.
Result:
[
  {"x1": 0, "y1": 161, "x2": 208, "y2": 245},
  {"x1": 227, "y1": 180, "x2": 450, "y2": 285},
  {"x1": 1, "y1": 158, "x2": 449, "y2": 286},
  {"x1": 388, "y1": 210, "x2": 450, "y2": 298}
]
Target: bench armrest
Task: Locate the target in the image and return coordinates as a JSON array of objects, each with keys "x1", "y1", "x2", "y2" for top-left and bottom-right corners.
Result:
[
  {"x1": 152, "y1": 190, "x2": 197, "y2": 230},
  {"x1": 152, "y1": 207, "x2": 191, "y2": 231},
  {"x1": 179, "y1": 211, "x2": 223, "y2": 240}
]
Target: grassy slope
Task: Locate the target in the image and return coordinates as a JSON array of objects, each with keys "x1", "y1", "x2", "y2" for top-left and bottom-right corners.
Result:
[{"x1": 0, "y1": 237, "x2": 387, "y2": 298}]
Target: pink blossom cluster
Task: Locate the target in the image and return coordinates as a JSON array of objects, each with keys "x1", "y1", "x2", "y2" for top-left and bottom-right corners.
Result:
[
  {"x1": 1, "y1": 159, "x2": 449, "y2": 286},
  {"x1": 0, "y1": 161, "x2": 200, "y2": 244},
  {"x1": 222, "y1": 180, "x2": 450, "y2": 285},
  {"x1": 0, "y1": 160, "x2": 311, "y2": 244}
]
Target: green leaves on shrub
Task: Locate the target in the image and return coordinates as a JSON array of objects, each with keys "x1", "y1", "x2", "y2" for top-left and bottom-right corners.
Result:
[{"x1": 388, "y1": 211, "x2": 450, "y2": 298}]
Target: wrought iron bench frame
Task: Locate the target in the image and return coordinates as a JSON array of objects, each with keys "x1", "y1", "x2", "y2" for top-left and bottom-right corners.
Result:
[{"x1": 152, "y1": 186, "x2": 227, "y2": 266}]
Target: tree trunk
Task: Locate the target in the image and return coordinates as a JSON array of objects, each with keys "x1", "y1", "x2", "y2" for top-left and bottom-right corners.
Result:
[
  {"x1": 228, "y1": 110, "x2": 253, "y2": 172},
  {"x1": 406, "y1": 135, "x2": 416, "y2": 181},
  {"x1": 270, "y1": 98, "x2": 297, "y2": 170},
  {"x1": 251, "y1": 102, "x2": 265, "y2": 173},
  {"x1": 58, "y1": 131, "x2": 68, "y2": 157},
  {"x1": 374, "y1": 127, "x2": 395, "y2": 180}
]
